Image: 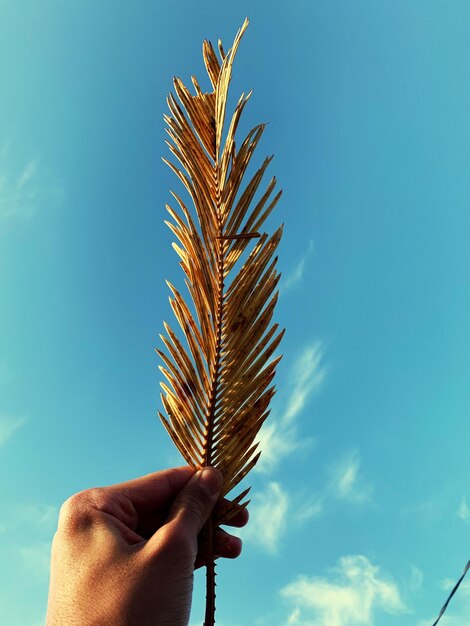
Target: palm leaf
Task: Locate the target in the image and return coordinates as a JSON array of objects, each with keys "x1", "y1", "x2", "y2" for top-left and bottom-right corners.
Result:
[{"x1": 157, "y1": 18, "x2": 283, "y2": 625}]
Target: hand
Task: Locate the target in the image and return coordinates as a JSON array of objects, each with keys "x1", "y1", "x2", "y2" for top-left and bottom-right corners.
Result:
[{"x1": 46, "y1": 466, "x2": 248, "y2": 626}]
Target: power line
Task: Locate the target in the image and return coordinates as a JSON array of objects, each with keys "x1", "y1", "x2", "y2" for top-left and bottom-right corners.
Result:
[{"x1": 431, "y1": 559, "x2": 470, "y2": 626}]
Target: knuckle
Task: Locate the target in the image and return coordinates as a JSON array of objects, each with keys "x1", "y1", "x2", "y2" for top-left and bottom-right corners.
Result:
[{"x1": 58, "y1": 488, "x2": 107, "y2": 535}]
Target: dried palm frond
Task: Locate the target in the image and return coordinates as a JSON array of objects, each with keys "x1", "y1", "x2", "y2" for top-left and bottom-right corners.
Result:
[{"x1": 157, "y1": 18, "x2": 283, "y2": 625}]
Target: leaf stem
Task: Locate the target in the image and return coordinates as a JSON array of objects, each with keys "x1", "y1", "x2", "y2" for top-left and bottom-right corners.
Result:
[
  {"x1": 203, "y1": 158, "x2": 225, "y2": 625},
  {"x1": 203, "y1": 516, "x2": 216, "y2": 626}
]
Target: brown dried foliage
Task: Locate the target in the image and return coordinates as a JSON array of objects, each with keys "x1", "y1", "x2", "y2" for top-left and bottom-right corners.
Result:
[{"x1": 157, "y1": 18, "x2": 283, "y2": 624}]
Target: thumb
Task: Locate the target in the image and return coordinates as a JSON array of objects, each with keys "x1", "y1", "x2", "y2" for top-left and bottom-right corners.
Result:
[{"x1": 166, "y1": 467, "x2": 222, "y2": 536}]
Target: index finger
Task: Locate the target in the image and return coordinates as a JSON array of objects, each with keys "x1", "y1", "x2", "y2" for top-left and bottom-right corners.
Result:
[{"x1": 106, "y1": 466, "x2": 195, "y2": 512}]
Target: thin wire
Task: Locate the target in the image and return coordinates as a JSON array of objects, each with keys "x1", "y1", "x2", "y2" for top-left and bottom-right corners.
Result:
[{"x1": 431, "y1": 559, "x2": 470, "y2": 626}]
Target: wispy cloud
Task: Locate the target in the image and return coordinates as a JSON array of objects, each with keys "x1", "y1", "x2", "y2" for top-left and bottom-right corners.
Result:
[
  {"x1": 329, "y1": 450, "x2": 373, "y2": 504},
  {"x1": 281, "y1": 555, "x2": 406, "y2": 626},
  {"x1": 256, "y1": 342, "x2": 326, "y2": 474},
  {"x1": 292, "y1": 496, "x2": 323, "y2": 524},
  {"x1": 0, "y1": 155, "x2": 39, "y2": 220},
  {"x1": 240, "y1": 480, "x2": 323, "y2": 555},
  {"x1": 0, "y1": 414, "x2": 26, "y2": 447},
  {"x1": 281, "y1": 241, "x2": 315, "y2": 295},
  {"x1": 417, "y1": 578, "x2": 470, "y2": 626},
  {"x1": 0, "y1": 501, "x2": 57, "y2": 596},
  {"x1": 0, "y1": 142, "x2": 64, "y2": 223},
  {"x1": 255, "y1": 420, "x2": 303, "y2": 474},
  {"x1": 409, "y1": 564, "x2": 424, "y2": 593},
  {"x1": 418, "y1": 614, "x2": 468, "y2": 626},
  {"x1": 242, "y1": 482, "x2": 289, "y2": 554},
  {"x1": 2, "y1": 502, "x2": 58, "y2": 535},
  {"x1": 283, "y1": 341, "x2": 326, "y2": 425},
  {"x1": 457, "y1": 496, "x2": 470, "y2": 521},
  {"x1": 16, "y1": 504, "x2": 58, "y2": 530},
  {"x1": 16, "y1": 159, "x2": 38, "y2": 191},
  {"x1": 19, "y1": 541, "x2": 51, "y2": 580},
  {"x1": 400, "y1": 495, "x2": 444, "y2": 521},
  {"x1": 440, "y1": 578, "x2": 470, "y2": 596}
]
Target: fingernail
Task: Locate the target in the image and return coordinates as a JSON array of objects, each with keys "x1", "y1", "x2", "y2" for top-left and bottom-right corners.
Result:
[{"x1": 197, "y1": 467, "x2": 222, "y2": 497}]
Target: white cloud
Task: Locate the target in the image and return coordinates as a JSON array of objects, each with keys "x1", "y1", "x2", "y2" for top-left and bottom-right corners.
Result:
[
  {"x1": 0, "y1": 414, "x2": 26, "y2": 447},
  {"x1": 419, "y1": 615, "x2": 468, "y2": 626},
  {"x1": 242, "y1": 482, "x2": 289, "y2": 554},
  {"x1": 281, "y1": 241, "x2": 314, "y2": 294},
  {"x1": 16, "y1": 159, "x2": 38, "y2": 191},
  {"x1": 19, "y1": 541, "x2": 51, "y2": 580},
  {"x1": 0, "y1": 159, "x2": 39, "y2": 221},
  {"x1": 409, "y1": 564, "x2": 424, "y2": 593},
  {"x1": 16, "y1": 503, "x2": 58, "y2": 530},
  {"x1": 417, "y1": 577, "x2": 470, "y2": 626},
  {"x1": 285, "y1": 608, "x2": 302, "y2": 625},
  {"x1": 256, "y1": 420, "x2": 303, "y2": 474},
  {"x1": 239, "y1": 481, "x2": 322, "y2": 555},
  {"x1": 440, "y1": 578, "x2": 470, "y2": 596},
  {"x1": 292, "y1": 497, "x2": 323, "y2": 524},
  {"x1": 281, "y1": 555, "x2": 406, "y2": 626},
  {"x1": 330, "y1": 450, "x2": 373, "y2": 504},
  {"x1": 457, "y1": 496, "x2": 470, "y2": 521},
  {"x1": 400, "y1": 495, "x2": 444, "y2": 520},
  {"x1": 256, "y1": 342, "x2": 326, "y2": 474},
  {"x1": 0, "y1": 143, "x2": 64, "y2": 223},
  {"x1": 1, "y1": 502, "x2": 58, "y2": 536},
  {"x1": 283, "y1": 341, "x2": 326, "y2": 425}
]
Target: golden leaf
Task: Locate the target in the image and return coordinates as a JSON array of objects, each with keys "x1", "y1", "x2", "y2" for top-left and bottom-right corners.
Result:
[{"x1": 158, "y1": 18, "x2": 283, "y2": 625}]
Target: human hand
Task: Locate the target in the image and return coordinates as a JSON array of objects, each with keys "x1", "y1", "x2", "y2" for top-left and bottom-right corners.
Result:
[{"x1": 46, "y1": 466, "x2": 248, "y2": 626}]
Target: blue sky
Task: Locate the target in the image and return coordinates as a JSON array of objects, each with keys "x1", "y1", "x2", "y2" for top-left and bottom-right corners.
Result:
[{"x1": 1, "y1": 1, "x2": 470, "y2": 625}]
